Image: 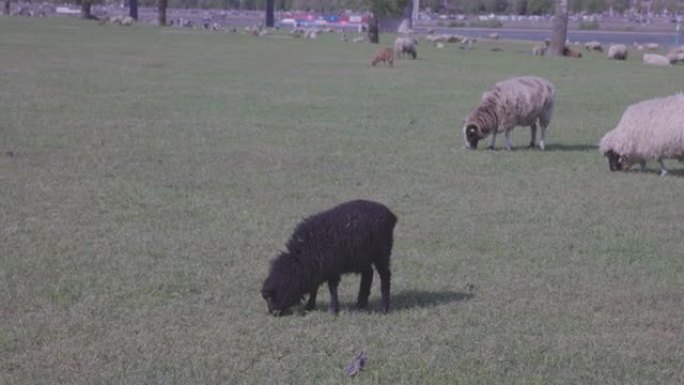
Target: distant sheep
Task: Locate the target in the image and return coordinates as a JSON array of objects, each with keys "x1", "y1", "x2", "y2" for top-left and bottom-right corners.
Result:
[
  {"x1": 372, "y1": 47, "x2": 394, "y2": 67},
  {"x1": 394, "y1": 36, "x2": 417, "y2": 59},
  {"x1": 642, "y1": 53, "x2": 671, "y2": 67},
  {"x1": 584, "y1": 41, "x2": 603, "y2": 52},
  {"x1": 599, "y1": 93, "x2": 684, "y2": 176},
  {"x1": 607, "y1": 44, "x2": 628, "y2": 60},
  {"x1": 488, "y1": 32, "x2": 499, "y2": 40},
  {"x1": 645, "y1": 43, "x2": 659, "y2": 51},
  {"x1": 261, "y1": 200, "x2": 397, "y2": 315},
  {"x1": 563, "y1": 46, "x2": 582, "y2": 58},
  {"x1": 666, "y1": 46, "x2": 684, "y2": 64},
  {"x1": 463, "y1": 76, "x2": 555, "y2": 151},
  {"x1": 352, "y1": 36, "x2": 366, "y2": 43},
  {"x1": 121, "y1": 16, "x2": 134, "y2": 26},
  {"x1": 426, "y1": 34, "x2": 466, "y2": 45},
  {"x1": 532, "y1": 44, "x2": 547, "y2": 56}
]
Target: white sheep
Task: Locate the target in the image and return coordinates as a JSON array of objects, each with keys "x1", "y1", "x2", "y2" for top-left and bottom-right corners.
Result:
[
  {"x1": 121, "y1": 16, "x2": 134, "y2": 26},
  {"x1": 463, "y1": 76, "x2": 555, "y2": 151},
  {"x1": 394, "y1": 36, "x2": 417, "y2": 59},
  {"x1": 532, "y1": 43, "x2": 547, "y2": 56},
  {"x1": 607, "y1": 44, "x2": 628, "y2": 60},
  {"x1": 666, "y1": 46, "x2": 684, "y2": 64},
  {"x1": 584, "y1": 41, "x2": 603, "y2": 52},
  {"x1": 642, "y1": 53, "x2": 671, "y2": 66},
  {"x1": 599, "y1": 93, "x2": 684, "y2": 176}
]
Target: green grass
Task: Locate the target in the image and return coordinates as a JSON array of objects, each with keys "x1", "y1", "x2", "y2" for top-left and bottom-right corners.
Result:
[{"x1": 2, "y1": 16, "x2": 684, "y2": 385}]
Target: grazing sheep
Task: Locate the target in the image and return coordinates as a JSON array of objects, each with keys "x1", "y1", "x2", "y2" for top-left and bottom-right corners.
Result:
[
  {"x1": 666, "y1": 46, "x2": 684, "y2": 64},
  {"x1": 532, "y1": 43, "x2": 547, "y2": 56},
  {"x1": 426, "y1": 34, "x2": 464, "y2": 45},
  {"x1": 607, "y1": 44, "x2": 628, "y2": 60},
  {"x1": 261, "y1": 200, "x2": 397, "y2": 315},
  {"x1": 584, "y1": 41, "x2": 603, "y2": 52},
  {"x1": 372, "y1": 47, "x2": 394, "y2": 67},
  {"x1": 109, "y1": 15, "x2": 123, "y2": 24},
  {"x1": 394, "y1": 36, "x2": 417, "y2": 59},
  {"x1": 488, "y1": 32, "x2": 499, "y2": 40},
  {"x1": 463, "y1": 76, "x2": 555, "y2": 151},
  {"x1": 563, "y1": 46, "x2": 582, "y2": 58},
  {"x1": 121, "y1": 16, "x2": 134, "y2": 26},
  {"x1": 352, "y1": 36, "x2": 366, "y2": 43},
  {"x1": 599, "y1": 93, "x2": 684, "y2": 176},
  {"x1": 642, "y1": 53, "x2": 671, "y2": 66},
  {"x1": 645, "y1": 43, "x2": 659, "y2": 51}
]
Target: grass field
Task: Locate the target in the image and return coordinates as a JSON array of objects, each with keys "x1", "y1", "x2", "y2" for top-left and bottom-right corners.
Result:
[{"x1": 1, "y1": 16, "x2": 684, "y2": 384}]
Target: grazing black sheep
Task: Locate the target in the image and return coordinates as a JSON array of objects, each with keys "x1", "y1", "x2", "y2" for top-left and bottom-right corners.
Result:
[{"x1": 261, "y1": 200, "x2": 397, "y2": 315}]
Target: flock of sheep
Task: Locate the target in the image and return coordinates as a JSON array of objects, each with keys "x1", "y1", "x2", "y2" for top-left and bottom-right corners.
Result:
[
  {"x1": 258, "y1": 28, "x2": 684, "y2": 317},
  {"x1": 463, "y1": 75, "x2": 683, "y2": 176},
  {"x1": 533, "y1": 38, "x2": 684, "y2": 67},
  {"x1": 261, "y1": 86, "x2": 684, "y2": 316},
  {"x1": 368, "y1": 31, "x2": 684, "y2": 176},
  {"x1": 263, "y1": 40, "x2": 683, "y2": 318}
]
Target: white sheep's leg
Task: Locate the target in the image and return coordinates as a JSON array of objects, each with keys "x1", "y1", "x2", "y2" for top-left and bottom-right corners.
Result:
[
  {"x1": 530, "y1": 124, "x2": 537, "y2": 148},
  {"x1": 504, "y1": 130, "x2": 512, "y2": 151},
  {"x1": 658, "y1": 159, "x2": 668, "y2": 176},
  {"x1": 539, "y1": 124, "x2": 547, "y2": 151},
  {"x1": 488, "y1": 132, "x2": 498, "y2": 150}
]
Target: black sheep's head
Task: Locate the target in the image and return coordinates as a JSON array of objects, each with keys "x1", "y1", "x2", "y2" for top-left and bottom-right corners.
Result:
[
  {"x1": 464, "y1": 123, "x2": 482, "y2": 150},
  {"x1": 261, "y1": 253, "x2": 302, "y2": 316},
  {"x1": 605, "y1": 150, "x2": 623, "y2": 171}
]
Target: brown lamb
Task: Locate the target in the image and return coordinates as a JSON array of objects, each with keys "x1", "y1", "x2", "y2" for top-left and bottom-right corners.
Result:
[{"x1": 372, "y1": 47, "x2": 394, "y2": 67}]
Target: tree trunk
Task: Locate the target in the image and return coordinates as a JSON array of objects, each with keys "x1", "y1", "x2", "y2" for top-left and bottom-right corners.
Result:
[
  {"x1": 412, "y1": 0, "x2": 420, "y2": 27},
  {"x1": 549, "y1": 0, "x2": 569, "y2": 56},
  {"x1": 368, "y1": 15, "x2": 379, "y2": 43},
  {"x1": 4, "y1": 0, "x2": 10, "y2": 15},
  {"x1": 158, "y1": 0, "x2": 167, "y2": 26},
  {"x1": 265, "y1": 0, "x2": 274, "y2": 27},
  {"x1": 129, "y1": 0, "x2": 138, "y2": 20},
  {"x1": 81, "y1": 1, "x2": 92, "y2": 19}
]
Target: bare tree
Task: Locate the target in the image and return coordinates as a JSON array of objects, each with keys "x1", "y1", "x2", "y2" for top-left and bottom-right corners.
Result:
[
  {"x1": 549, "y1": 0, "x2": 569, "y2": 56},
  {"x1": 4, "y1": 0, "x2": 10, "y2": 15},
  {"x1": 159, "y1": 0, "x2": 167, "y2": 25}
]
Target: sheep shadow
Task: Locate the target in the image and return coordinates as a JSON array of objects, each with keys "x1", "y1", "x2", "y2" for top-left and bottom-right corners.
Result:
[
  {"x1": 544, "y1": 144, "x2": 598, "y2": 152},
  {"x1": 348, "y1": 289, "x2": 472, "y2": 313},
  {"x1": 623, "y1": 168, "x2": 684, "y2": 177},
  {"x1": 385, "y1": 289, "x2": 473, "y2": 311},
  {"x1": 305, "y1": 290, "x2": 473, "y2": 315}
]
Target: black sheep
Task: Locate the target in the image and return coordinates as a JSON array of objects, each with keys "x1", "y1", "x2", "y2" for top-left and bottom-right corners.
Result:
[{"x1": 261, "y1": 200, "x2": 397, "y2": 315}]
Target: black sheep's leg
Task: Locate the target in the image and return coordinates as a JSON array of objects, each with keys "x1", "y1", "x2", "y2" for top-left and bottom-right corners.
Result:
[
  {"x1": 376, "y1": 265, "x2": 391, "y2": 313},
  {"x1": 305, "y1": 287, "x2": 318, "y2": 311},
  {"x1": 356, "y1": 267, "x2": 374, "y2": 309},
  {"x1": 328, "y1": 277, "x2": 341, "y2": 315},
  {"x1": 530, "y1": 123, "x2": 537, "y2": 148}
]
